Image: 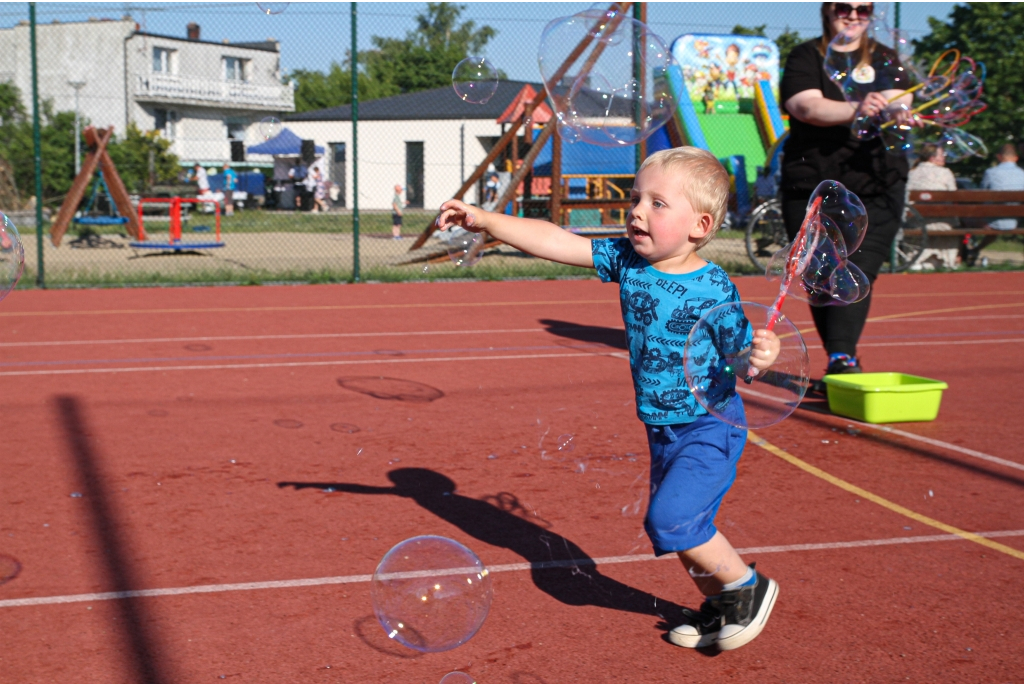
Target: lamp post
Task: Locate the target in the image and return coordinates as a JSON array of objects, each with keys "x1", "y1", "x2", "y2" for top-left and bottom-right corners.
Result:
[{"x1": 68, "y1": 80, "x2": 86, "y2": 175}]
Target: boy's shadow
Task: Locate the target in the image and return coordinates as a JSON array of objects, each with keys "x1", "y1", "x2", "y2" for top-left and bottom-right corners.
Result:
[{"x1": 278, "y1": 468, "x2": 690, "y2": 629}]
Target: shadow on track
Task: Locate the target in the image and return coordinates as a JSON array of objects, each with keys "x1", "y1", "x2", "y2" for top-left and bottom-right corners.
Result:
[
  {"x1": 55, "y1": 395, "x2": 168, "y2": 683},
  {"x1": 791, "y1": 401, "x2": 1024, "y2": 489},
  {"x1": 278, "y1": 468, "x2": 690, "y2": 628},
  {"x1": 539, "y1": 319, "x2": 628, "y2": 350}
]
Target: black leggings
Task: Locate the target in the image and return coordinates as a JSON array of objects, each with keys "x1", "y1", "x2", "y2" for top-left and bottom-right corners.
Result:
[{"x1": 782, "y1": 184, "x2": 905, "y2": 360}]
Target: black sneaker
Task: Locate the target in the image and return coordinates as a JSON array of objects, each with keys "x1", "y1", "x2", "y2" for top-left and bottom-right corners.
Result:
[
  {"x1": 667, "y1": 599, "x2": 724, "y2": 649},
  {"x1": 715, "y1": 563, "x2": 780, "y2": 651},
  {"x1": 825, "y1": 355, "x2": 862, "y2": 376}
]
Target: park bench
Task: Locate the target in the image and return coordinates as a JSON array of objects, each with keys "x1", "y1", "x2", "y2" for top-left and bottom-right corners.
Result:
[{"x1": 904, "y1": 190, "x2": 1024, "y2": 261}]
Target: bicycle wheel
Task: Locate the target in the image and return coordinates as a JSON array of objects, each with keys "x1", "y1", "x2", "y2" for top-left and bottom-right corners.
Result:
[
  {"x1": 889, "y1": 206, "x2": 929, "y2": 272},
  {"x1": 745, "y1": 199, "x2": 787, "y2": 271}
]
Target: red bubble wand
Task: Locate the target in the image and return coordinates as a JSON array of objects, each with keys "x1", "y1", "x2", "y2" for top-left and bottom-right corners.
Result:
[{"x1": 743, "y1": 196, "x2": 823, "y2": 384}]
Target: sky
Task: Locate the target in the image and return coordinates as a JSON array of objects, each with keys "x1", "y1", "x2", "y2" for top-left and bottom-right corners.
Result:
[{"x1": 0, "y1": 1, "x2": 961, "y2": 81}]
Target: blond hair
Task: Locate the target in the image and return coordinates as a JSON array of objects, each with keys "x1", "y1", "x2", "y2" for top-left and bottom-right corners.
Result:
[{"x1": 637, "y1": 146, "x2": 730, "y2": 249}]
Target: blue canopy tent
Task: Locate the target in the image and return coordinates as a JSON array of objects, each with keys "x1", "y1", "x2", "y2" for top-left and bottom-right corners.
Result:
[{"x1": 246, "y1": 127, "x2": 324, "y2": 157}]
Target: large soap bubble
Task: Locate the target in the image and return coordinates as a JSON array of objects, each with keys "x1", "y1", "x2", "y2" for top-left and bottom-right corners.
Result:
[
  {"x1": 452, "y1": 56, "x2": 499, "y2": 105},
  {"x1": 684, "y1": 301, "x2": 809, "y2": 430},
  {"x1": 372, "y1": 535, "x2": 492, "y2": 653},
  {"x1": 766, "y1": 181, "x2": 870, "y2": 307},
  {"x1": 1, "y1": 212, "x2": 25, "y2": 303},
  {"x1": 538, "y1": 9, "x2": 675, "y2": 147}
]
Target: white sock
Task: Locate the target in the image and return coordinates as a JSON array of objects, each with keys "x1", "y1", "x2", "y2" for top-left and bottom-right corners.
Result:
[{"x1": 721, "y1": 566, "x2": 755, "y2": 591}]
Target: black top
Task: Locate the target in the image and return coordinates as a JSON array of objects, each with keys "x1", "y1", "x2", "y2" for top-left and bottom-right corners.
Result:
[{"x1": 780, "y1": 39, "x2": 908, "y2": 197}]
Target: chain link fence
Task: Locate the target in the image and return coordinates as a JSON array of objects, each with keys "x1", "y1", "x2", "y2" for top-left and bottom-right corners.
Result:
[{"x1": 0, "y1": 2, "x2": 954, "y2": 288}]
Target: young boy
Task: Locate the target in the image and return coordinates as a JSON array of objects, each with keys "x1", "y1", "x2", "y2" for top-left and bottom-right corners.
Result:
[{"x1": 436, "y1": 147, "x2": 781, "y2": 651}]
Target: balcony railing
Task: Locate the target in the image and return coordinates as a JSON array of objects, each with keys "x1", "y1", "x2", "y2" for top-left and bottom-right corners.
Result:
[{"x1": 135, "y1": 73, "x2": 295, "y2": 111}]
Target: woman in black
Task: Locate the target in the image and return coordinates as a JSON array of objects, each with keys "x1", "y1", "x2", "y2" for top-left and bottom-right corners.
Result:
[{"x1": 780, "y1": 2, "x2": 912, "y2": 379}]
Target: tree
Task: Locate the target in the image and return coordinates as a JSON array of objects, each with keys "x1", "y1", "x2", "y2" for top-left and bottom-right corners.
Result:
[
  {"x1": 731, "y1": 24, "x2": 767, "y2": 37},
  {"x1": 291, "y1": 58, "x2": 396, "y2": 113},
  {"x1": 775, "y1": 27, "x2": 804, "y2": 67},
  {"x1": 362, "y1": 2, "x2": 499, "y2": 95},
  {"x1": 731, "y1": 24, "x2": 803, "y2": 66},
  {"x1": 0, "y1": 80, "x2": 178, "y2": 205},
  {"x1": 914, "y1": 3, "x2": 1024, "y2": 178},
  {"x1": 289, "y1": 3, "x2": 500, "y2": 112},
  {"x1": 106, "y1": 123, "x2": 180, "y2": 195}
]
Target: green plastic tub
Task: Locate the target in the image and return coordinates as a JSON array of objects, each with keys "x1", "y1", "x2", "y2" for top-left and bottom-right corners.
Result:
[{"x1": 822, "y1": 373, "x2": 948, "y2": 423}]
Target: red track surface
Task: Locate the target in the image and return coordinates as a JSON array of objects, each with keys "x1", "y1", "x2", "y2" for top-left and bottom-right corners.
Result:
[{"x1": 1, "y1": 272, "x2": 1022, "y2": 683}]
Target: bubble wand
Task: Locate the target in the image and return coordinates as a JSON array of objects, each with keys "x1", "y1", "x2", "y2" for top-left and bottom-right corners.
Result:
[{"x1": 743, "y1": 196, "x2": 823, "y2": 384}]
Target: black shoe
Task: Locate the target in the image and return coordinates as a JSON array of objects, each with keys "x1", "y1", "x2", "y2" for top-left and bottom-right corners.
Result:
[
  {"x1": 825, "y1": 355, "x2": 862, "y2": 376},
  {"x1": 667, "y1": 599, "x2": 724, "y2": 649},
  {"x1": 715, "y1": 563, "x2": 780, "y2": 651}
]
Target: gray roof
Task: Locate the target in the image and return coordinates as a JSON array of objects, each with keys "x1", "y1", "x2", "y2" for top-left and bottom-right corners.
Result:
[
  {"x1": 285, "y1": 80, "x2": 544, "y2": 122},
  {"x1": 134, "y1": 31, "x2": 280, "y2": 52}
]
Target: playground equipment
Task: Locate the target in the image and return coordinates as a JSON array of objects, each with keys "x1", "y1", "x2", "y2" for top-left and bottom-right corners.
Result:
[
  {"x1": 51, "y1": 126, "x2": 140, "y2": 246},
  {"x1": 409, "y1": 10, "x2": 792, "y2": 269},
  {"x1": 131, "y1": 197, "x2": 224, "y2": 251}
]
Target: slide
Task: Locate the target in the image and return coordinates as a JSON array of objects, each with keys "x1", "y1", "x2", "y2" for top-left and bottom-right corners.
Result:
[{"x1": 667, "y1": 34, "x2": 787, "y2": 174}]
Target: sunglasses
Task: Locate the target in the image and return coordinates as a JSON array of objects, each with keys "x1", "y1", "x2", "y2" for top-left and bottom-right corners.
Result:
[{"x1": 834, "y1": 3, "x2": 874, "y2": 19}]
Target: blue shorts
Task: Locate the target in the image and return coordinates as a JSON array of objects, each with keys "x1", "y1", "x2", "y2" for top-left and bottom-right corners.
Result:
[{"x1": 644, "y1": 407, "x2": 747, "y2": 555}]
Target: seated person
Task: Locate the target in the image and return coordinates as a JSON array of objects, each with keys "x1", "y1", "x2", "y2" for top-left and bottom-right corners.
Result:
[{"x1": 906, "y1": 144, "x2": 958, "y2": 270}]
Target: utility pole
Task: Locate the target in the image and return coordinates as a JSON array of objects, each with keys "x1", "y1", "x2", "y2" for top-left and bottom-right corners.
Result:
[{"x1": 68, "y1": 80, "x2": 86, "y2": 175}]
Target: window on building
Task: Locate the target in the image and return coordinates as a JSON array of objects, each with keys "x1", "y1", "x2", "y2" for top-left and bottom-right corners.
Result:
[
  {"x1": 226, "y1": 119, "x2": 247, "y2": 141},
  {"x1": 223, "y1": 57, "x2": 247, "y2": 82},
  {"x1": 153, "y1": 47, "x2": 174, "y2": 74},
  {"x1": 154, "y1": 109, "x2": 177, "y2": 140}
]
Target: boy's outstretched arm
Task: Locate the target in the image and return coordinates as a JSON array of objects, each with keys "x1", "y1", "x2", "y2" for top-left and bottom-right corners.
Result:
[{"x1": 437, "y1": 200, "x2": 595, "y2": 269}]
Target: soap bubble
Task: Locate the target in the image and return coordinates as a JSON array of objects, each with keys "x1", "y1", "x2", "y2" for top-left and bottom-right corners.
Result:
[
  {"x1": 684, "y1": 301, "x2": 810, "y2": 430},
  {"x1": 538, "y1": 10, "x2": 675, "y2": 147},
  {"x1": 1, "y1": 212, "x2": 25, "y2": 303},
  {"x1": 810, "y1": 179, "x2": 868, "y2": 253},
  {"x1": 258, "y1": 116, "x2": 282, "y2": 140},
  {"x1": 372, "y1": 536, "x2": 492, "y2": 653},
  {"x1": 452, "y1": 57, "x2": 499, "y2": 105},
  {"x1": 766, "y1": 181, "x2": 870, "y2": 307},
  {"x1": 556, "y1": 434, "x2": 575, "y2": 452},
  {"x1": 444, "y1": 229, "x2": 484, "y2": 267},
  {"x1": 256, "y1": 2, "x2": 289, "y2": 15},
  {"x1": 440, "y1": 673, "x2": 476, "y2": 684}
]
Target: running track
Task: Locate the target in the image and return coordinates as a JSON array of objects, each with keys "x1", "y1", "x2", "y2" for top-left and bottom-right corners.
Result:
[{"x1": 1, "y1": 271, "x2": 1022, "y2": 682}]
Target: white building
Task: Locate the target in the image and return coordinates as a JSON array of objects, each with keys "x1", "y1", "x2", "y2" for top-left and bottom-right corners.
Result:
[
  {"x1": 285, "y1": 81, "x2": 549, "y2": 210},
  {"x1": 0, "y1": 17, "x2": 294, "y2": 167}
]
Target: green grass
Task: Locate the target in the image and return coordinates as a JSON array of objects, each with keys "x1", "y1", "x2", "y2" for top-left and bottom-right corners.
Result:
[{"x1": 73, "y1": 210, "x2": 442, "y2": 237}]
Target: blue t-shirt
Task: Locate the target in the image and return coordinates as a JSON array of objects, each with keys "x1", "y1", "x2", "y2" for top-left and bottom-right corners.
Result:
[
  {"x1": 592, "y1": 238, "x2": 741, "y2": 425},
  {"x1": 223, "y1": 168, "x2": 238, "y2": 191}
]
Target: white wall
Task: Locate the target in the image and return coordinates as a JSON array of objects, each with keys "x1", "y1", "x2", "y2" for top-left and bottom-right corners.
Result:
[
  {"x1": 0, "y1": 19, "x2": 133, "y2": 131},
  {"x1": 286, "y1": 118, "x2": 504, "y2": 211}
]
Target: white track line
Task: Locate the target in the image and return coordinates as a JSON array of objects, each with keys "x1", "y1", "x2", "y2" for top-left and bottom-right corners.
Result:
[
  {"x1": 4, "y1": 315, "x2": 1021, "y2": 348},
  {"x1": 2, "y1": 530, "x2": 1021, "y2": 609},
  {"x1": 858, "y1": 337, "x2": 1024, "y2": 348},
  {"x1": 737, "y1": 385, "x2": 1024, "y2": 473},
  {"x1": 846, "y1": 421, "x2": 1024, "y2": 472},
  {"x1": 0, "y1": 328, "x2": 551, "y2": 348},
  {"x1": 0, "y1": 352, "x2": 604, "y2": 377}
]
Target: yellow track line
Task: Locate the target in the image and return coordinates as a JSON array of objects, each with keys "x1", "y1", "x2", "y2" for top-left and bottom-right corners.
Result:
[
  {"x1": 747, "y1": 431, "x2": 1024, "y2": 562},
  {"x1": 796, "y1": 302, "x2": 1024, "y2": 336}
]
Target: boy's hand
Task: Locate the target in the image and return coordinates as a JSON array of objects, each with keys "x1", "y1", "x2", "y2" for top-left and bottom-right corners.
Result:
[
  {"x1": 748, "y1": 329, "x2": 781, "y2": 376},
  {"x1": 436, "y1": 199, "x2": 486, "y2": 233}
]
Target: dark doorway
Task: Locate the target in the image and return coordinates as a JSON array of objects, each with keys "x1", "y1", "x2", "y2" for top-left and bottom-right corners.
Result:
[
  {"x1": 329, "y1": 142, "x2": 346, "y2": 208},
  {"x1": 405, "y1": 141, "x2": 424, "y2": 208}
]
